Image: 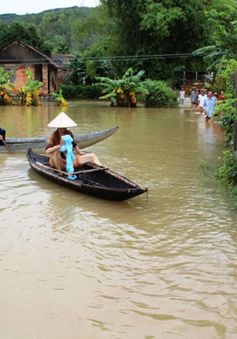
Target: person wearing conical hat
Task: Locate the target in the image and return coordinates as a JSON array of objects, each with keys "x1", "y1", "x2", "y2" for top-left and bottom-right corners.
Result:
[{"x1": 46, "y1": 112, "x2": 102, "y2": 170}]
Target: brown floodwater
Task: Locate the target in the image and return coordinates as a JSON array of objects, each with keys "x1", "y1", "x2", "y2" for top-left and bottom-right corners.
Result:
[{"x1": 0, "y1": 101, "x2": 237, "y2": 339}]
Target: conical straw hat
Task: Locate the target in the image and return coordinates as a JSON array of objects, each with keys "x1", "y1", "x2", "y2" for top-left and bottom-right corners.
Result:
[{"x1": 48, "y1": 112, "x2": 77, "y2": 128}]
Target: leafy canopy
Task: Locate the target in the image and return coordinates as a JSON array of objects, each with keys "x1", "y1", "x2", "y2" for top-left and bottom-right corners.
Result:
[{"x1": 0, "y1": 22, "x2": 51, "y2": 55}]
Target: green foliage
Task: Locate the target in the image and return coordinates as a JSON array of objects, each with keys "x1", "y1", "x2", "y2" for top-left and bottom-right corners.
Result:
[
  {"x1": 52, "y1": 36, "x2": 70, "y2": 53},
  {"x1": 71, "y1": 6, "x2": 110, "y2": 52},
  {"x1": 1, "y1": 1, "x2": 237, "y2": 90},
  {"x1": 204, "y1": 0, "x2": 237, "y2": 56},
  {"x1": 192, "y1": 2, "x2": 237, "y2": 83},
  {"x1": 64, "y1": 58, "x2": 88, "y2": 85},
  {"x1": 96, "y1": 67, "x2": 148, "y2": 106},
  {"x1": 51, "y1": 89, "x2": 68, "y2": 106},
  {"x1": 141, "y1": 2, "x2": 183, "y2": 38},
  {"x1": 215, "y1": 59, "x2": 237, "y2": 93},
  {"x1": 65, "y1": 56, "x2": 112, "y2": 86},
  {"x1": 0, "y1": 22, "x2": 51, "y2": 55},
  {"x1": 216, "y1": 150, "x2": 237, "y2": 186},
  {"x1": 143, "y1": 79, "x2": 178, "y2": 108},
  {"x1": 61, "y1": 84, "x2": 102, "y2": 100},
  {"x1": 103, "y1": 0, "x2": 210, "y2": 80},
  {"x1": 212, "y1": 59, "x2": 237, "y2": 144},
  {"x1": 192, "y1": 45, "x2": 227, "y2": 78},
  {"x1": 19, "y1": 70, "x2": 43, "y2": 106},
  {"x1": 213, "y1": 99, "x2": 236, "y2": 144},
  {"x1": 0, "y1": 7, "x2": 93, "y2": 53},
  {"x1": 22, "y1": 70, "x2": 43, "y2": 92},
  {"x1": 212, "y1": 58, "x2": 237, "y2": 197},
  {"x1": 0, "y1": 67, "x2": 14, "y2": 105},
  {"x1": 40, "y1": 8, "x2": 92, "y2": 52},
  {"x1": 0, "y1": 67, "x2": 13, "y2": 87}
]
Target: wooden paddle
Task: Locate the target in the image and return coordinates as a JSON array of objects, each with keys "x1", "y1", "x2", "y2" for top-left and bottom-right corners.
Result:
[{"x1": 1, "y1": 139, "x2": 14, "y2": 154}]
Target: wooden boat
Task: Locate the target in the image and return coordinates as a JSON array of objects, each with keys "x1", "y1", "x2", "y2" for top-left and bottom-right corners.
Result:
[
  {"x1": 27, "y1": 148, "x2": 148, "y2": 201},
  {"x1": 0, "y1": 126, "x2": 118, "y2": 153}
]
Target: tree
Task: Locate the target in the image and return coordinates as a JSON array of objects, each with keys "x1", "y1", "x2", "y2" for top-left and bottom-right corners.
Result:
[
  {"x1": 18, "y1": 70, "x2": 43, "y2": 106},
  {"x1": 192, "y1": 1, "x2": 237, "y2": 84},
  {"x1": 65, "y1": 54, "x2": 112, "y2": 86},
  {"x1": 64, "y1": 57, "x2": 90, "y2": 85},
  {"x1": 0, "y1": 22, "x2": 51, "y2": 55},
  {"x1": 96, "y1": 67, "x2": 147, "y2": 107},
  {"x1": 102, "y1": 0, "x2": 210, "y2": 80},
  {"x1": 205, "y1": 0, "x2": 237, "y2": 56}
]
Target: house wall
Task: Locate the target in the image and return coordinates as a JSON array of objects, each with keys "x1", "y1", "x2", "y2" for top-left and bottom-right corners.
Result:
[
  {"x1": 15, "y1": 65, "x2": 34, "y2": 90},
  {"x1": 0, "y1": 42, "x2": 59, "y2": 96},
  {"x1": 3, "y1": 63, "x2": 55, "y2": 95},
  {"x1": 6, "y1": 64, "x2": 49, "y2": 95}
]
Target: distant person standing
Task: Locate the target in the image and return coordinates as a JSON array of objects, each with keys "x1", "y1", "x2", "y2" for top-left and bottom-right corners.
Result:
[
  {"x1": 190, "y1": 87, "x2": 199, "y2": 111},
  {"x1": 218, "y1": 90, "x2": 227, "y2": 102},
  {"x1": 198, "y1": 88, "x2": 207, "y2": 115},
  {"x1": 179, "y1": 87, "x2": 185, "y2": 104},
  {"x1": 204, "y1": 91, "x2": 217, "y2": 119}
]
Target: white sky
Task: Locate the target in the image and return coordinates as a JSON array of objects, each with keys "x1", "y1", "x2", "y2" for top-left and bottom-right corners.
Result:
[{"x1": 0, "y1": 0, "x2": 100, "y2": 15}]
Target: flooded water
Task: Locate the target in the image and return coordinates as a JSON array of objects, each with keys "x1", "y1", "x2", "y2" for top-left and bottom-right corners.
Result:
[{"x1": 1, "y1": 101, "x2": 237, "y2": 339}]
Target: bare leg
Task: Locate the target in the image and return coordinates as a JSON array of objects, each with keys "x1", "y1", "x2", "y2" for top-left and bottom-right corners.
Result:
[
  {"x1": 74, "y1": 153, "x2": 102, "y2": 167},
  {"x1": 49, "y1": 151, "x2": 63, "y2": 170}
]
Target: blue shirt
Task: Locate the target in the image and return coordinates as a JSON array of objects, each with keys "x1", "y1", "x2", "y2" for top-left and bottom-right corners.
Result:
[{"x1": 204, "y1": 96, "x2": 217, "y2": 118}]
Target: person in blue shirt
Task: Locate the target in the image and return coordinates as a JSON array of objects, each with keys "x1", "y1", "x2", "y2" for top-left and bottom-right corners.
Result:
[{"x1": 203, "y1": 91, "x2": 217, "y2": 119}]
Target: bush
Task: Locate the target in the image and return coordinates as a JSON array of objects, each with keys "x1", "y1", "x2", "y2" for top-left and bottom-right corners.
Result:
[
  {"x1": 216, "y1": 150, "x2": 237, "y2": 186},
  {"x1": 213, "y1": 99, "x2": 236, "y2": 145},
  {"x1": 143, "y1": 79, "x2": 178, "y2": 108},
  {"x1": 61, "y1": 84, "x2": 102, "y2": 100}
]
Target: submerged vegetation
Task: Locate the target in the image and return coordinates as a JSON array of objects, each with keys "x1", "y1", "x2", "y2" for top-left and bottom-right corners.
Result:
[
  {"x1": 0, "y1": 67, "x2": 43, "y2": 106},
  {"x1": 96, "y1": 68, "x2": 148, "y2": 107},
  {"x1": 0, "y1": 67, "x2": 68, "y2": 106},
  {"x1": 18, "y1": 70, "x2": 43, "y2": 106},
  {"x1": 0, "y1": 67, "x2": 13, "y2": 105}
]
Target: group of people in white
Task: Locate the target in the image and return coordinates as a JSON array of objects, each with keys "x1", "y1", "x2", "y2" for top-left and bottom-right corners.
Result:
[{"x1": 179, "y1": 87, "x2": 226, "y2": 120}]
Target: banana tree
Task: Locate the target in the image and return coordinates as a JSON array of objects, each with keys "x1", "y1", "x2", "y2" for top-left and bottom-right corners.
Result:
[
  {"x1": 52, "y1": 89, "x2": 68, "y2": 106},
  {"x1": 18, "y1": 70, "x2": 43, "y2": 106},
  {"x1": 0, "y1": 67, "x2": 14, "y2": 105},
  {"x1": 192, "y1": 45, "x2": 228, "y2": 84},
  {"x1": 96, "y1": 68, "x2": 148, "y2": 107}
]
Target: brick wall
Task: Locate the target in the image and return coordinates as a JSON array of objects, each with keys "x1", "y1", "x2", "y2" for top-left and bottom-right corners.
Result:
[
  {"x1": 15, "y1": 65, "x2": 34, "y2": 90},
  {"x1": 13, "y1": 64, "x2": 49, "y2": 95}
]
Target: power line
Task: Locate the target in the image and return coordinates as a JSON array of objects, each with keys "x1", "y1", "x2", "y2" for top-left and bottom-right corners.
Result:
[
  {"x1": 0, "y1": 52, "x2": 204, "y2": 64},
  {"x1": 81, "y1": 53, "x2": 203, "y2": 61}
]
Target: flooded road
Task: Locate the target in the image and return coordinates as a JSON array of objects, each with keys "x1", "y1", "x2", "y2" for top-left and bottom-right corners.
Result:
[{"x1": 0, "y1": 101, "x2": 237, "y2": 338}]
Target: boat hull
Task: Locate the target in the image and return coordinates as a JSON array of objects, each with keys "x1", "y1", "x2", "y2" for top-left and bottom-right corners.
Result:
[
  {"x1": 0, "y1": 126, "x2": 118, "y2": 153},
  {"x1": 27, "y1": 149, "x2": 147, "y2": 201}
]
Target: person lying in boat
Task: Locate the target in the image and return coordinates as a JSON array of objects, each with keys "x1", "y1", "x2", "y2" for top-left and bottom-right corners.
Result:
[
  {"x1": 0, "y1": 127, "x2": 6, "y2": 145},
  {"x1": 45, "y1": 112, "x2": 102, "y2": 170}
]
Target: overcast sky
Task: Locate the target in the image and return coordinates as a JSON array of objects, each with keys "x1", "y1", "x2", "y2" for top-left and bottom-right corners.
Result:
[{"x1": 0, "y1": 0, "x2": 100, "y2": 15}]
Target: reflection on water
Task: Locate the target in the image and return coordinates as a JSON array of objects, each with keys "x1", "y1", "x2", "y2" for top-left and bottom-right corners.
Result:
[{"x1": 1, "y1": 102, "x2": 237, "y2": 338}]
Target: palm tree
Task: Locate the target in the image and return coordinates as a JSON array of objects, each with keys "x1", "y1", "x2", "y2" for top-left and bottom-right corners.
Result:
[{"x1": 192, "y1": 45, "x2": 228, "y2": 84}]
